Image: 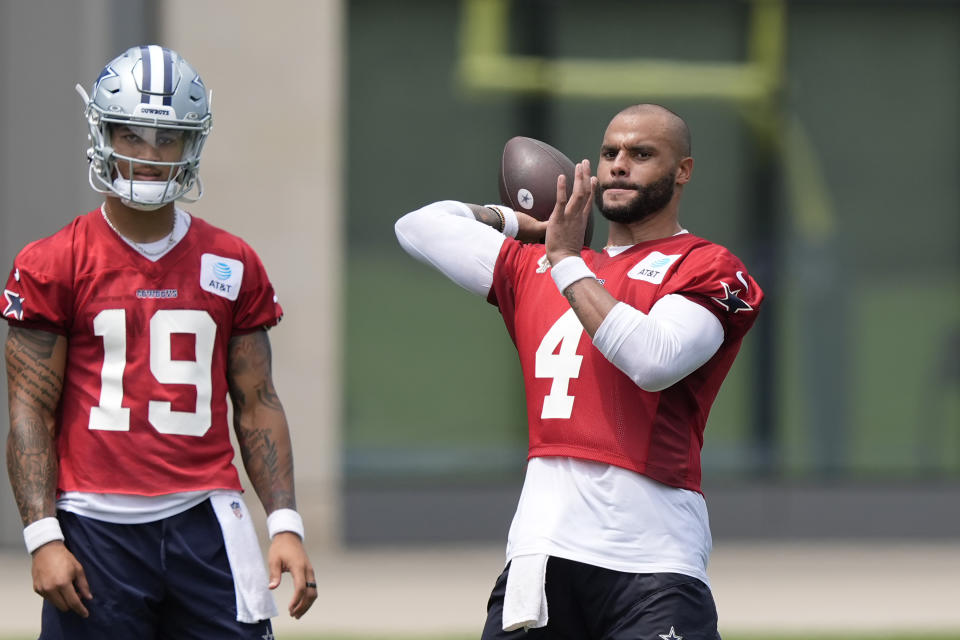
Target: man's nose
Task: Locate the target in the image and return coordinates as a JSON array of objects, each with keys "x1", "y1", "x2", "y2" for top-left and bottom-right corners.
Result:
[
  {"x1": 609, "y1": 151, "x2": 629, "y2": 175},
  {"x1": 138, "y1": 144, "x2": 162, "y2": 161}
]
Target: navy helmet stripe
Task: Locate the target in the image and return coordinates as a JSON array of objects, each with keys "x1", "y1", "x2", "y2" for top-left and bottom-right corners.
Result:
[
  {"x1": 162, "y1": 47, "x2": 173, "y2": 105},
  {"x1": 139, "y1": 45, "x2": 152, "y2": 104}
]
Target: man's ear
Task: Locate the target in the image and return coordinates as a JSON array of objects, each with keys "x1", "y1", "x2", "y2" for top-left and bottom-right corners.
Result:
[{"x1": 676, "y1": 156, "x2": 694, "y2": 185}]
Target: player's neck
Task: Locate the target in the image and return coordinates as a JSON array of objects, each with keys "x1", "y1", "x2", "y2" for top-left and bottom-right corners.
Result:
[
  {"x1": 606, "y1": 208, "x2": 683, "y2": 247},
  {"x1": 103, "y1": 198, "x2": 177, "y2": 243}
]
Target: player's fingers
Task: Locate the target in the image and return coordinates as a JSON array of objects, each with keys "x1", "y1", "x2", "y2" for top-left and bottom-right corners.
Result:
[
  {"x1": 43, "y1": 590, "x2": 69, "y2": 612},
  {"x1": 287, "y1": 572, "x2": 309, "y2": 617},
  {"x1": 268, "y1": 556, "x2": 282, "y2": 589},
  {"x1": 35, "y1": 582, "x2": 63, "y2": 611},
  {"x1": 291, "y1": 596, "x2": 316, "y2": 619},
  {"x1": 586, "y1": 176, "x2": 598, "y2": 213},
  {"x1": 552, "y1": 174, "x2": 569, "y2": 219},
  {"x1": 60, "y1": 584, "x2": 90, "y2": 618},
  {"x1": 580, "y1": 173, "x2": 597, "y2": 216},
  {"x1": 562, "y1": 166, "x2": 584, "y2": 217},
  {"x1": 515, "y1": 213, "x2": 548, "y2": 243},
  {"x1": 282, "y1": 556, "x2": 308, "y2": 614},
  {"x1": 289, "y1": 590, "x2": 314, "y2": 619},
  {"x1": 74, "y1": 562, "x2": 93, "y2": 601},
  {"x1": 290, "y1": 571, "x2": 318, "y2": 619},
  {"x1": 580, "y1": 161, "x2": 593, "y2": 198},
  {"x1": 568, "y1": 161, "x2": 591, "y2": 213}
]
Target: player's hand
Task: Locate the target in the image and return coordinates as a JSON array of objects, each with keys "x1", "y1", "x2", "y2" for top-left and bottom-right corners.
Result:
[
  {"x1": 31, "y1": 541, "x2": 92, "y2": 618},
  {"x1": 515, "y1": 212, "x2": 548, "y2": 244},
  {"x1": 546, "y1": 159, "x2": 597, "y2": 265},
  {"x1": 267, "y1": 532, "x2": 317, "y2": 619}
]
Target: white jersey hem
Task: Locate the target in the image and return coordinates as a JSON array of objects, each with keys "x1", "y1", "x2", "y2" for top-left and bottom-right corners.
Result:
[
  {"x1": 57, "y1": 489, "x2": 215, "y2": 524},
  {"x1": 505, "y1": 543, "x2": 710, "y2": 587}
]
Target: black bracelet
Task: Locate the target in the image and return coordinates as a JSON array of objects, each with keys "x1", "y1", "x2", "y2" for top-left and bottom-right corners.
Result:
[{"x1": 485, "y1": 205, "x2": 506, "y2": 233}]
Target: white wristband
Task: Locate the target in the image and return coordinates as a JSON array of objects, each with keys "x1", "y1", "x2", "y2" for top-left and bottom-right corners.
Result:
[
  {"x1": 266, "y1": 508, "x2": 304, "y2": 540},
  {"x1": 23, "y1": 517, "x2": 64, "y2": 554},
  {"x1": 551, "y1": 256, "x2": 597, "y2": 293},
  {"x1": 502, "y1": 207, "x2": 520, "y2": 238},
  {"x1": 484, "y1": 204, "x2": 519, "y2": 238}
]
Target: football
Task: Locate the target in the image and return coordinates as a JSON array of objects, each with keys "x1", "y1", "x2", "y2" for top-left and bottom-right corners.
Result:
[
  {"x1": 499, "y1": 136, "x2": 573, "y2": 221},
  {"x1": 498, "y1": 136, "x2": 593, "y2": 245}
]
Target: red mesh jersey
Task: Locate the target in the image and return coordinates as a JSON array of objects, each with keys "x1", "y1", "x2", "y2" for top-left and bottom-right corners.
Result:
[
  {"x1": 3, "y1": 210, "x2": 283, "y2": 496},
  {"x1": 488, "y1": 233, "x2": 763, "y2": 492}
]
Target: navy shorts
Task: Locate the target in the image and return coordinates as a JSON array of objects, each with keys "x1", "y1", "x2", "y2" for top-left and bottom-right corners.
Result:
[
  {"x1": 40, "y1": 500, "x2": 273, "y2": 640},
  {"x1": 481, "y1": 556, "x2": 721, "y2": 640}
]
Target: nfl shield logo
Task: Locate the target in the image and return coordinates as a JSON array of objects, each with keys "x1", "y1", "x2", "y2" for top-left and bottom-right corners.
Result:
[{"x1": 230, "y1": 500, "x2": 243, "y2": 519}]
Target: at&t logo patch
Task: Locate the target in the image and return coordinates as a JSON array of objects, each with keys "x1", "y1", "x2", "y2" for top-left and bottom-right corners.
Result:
[
  {"x1": 627, "y1": 251, "x2": 681, "y2": 284},
  {"x1": 200, "y1": 253, "x2": 244, "y2": 300}
]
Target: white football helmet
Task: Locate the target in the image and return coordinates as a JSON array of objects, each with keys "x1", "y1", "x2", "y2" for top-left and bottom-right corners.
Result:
[{"x1": 76, "y1": 45, "x2": 213, "y2": 210}]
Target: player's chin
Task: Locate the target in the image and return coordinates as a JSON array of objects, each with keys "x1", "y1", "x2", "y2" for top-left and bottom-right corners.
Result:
[
  {"x1": 599, "y1": 205, "x2": 640, "y2": 226},
  {"x1": 599, "y1": 195, "x2": 634, "y2": 216}
]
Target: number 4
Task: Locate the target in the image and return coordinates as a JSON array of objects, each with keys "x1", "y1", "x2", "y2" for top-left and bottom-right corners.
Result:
[{"x1": 535, "y1": 308, "x2": 584, "y2": 419}]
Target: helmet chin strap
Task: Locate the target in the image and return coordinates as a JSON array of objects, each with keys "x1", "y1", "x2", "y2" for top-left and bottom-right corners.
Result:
[{"x1": 112, "y1": 175, "x2": 177, "y2": 211}]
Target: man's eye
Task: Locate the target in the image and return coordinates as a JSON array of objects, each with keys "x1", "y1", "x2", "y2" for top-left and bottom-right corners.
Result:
[{"x1": 157, "y1": 132, "x2": 183, "y2": 146}]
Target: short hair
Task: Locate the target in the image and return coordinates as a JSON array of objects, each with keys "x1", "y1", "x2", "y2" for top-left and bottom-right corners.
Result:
[{"x1": 616, "y1": 103, "x2": 692, "y2": 157}]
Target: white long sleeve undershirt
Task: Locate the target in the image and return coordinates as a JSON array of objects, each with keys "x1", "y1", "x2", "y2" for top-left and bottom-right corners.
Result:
[
  {"x1": 395, "y1": 200, "x2": 506, "y2": 295},
  {"x1": 395, "y1": 200, "x2": 724, "y2": 388}
]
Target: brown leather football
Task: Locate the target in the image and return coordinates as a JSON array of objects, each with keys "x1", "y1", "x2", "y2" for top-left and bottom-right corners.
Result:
[{"x1": 498, "y1": 136, "x2": 593, "y2": 246}]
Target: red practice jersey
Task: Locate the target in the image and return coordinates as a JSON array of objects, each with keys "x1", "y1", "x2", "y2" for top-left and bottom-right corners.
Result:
[
  {"x1": 489, "y1": 233, "x2": 763, "y2": 492},
  {"x1": 2, "y1": 209, "x2": 283, "y2": 496}
]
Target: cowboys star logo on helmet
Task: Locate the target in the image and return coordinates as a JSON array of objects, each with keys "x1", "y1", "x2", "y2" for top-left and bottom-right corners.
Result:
[{"x1": 75, "y1": 45, "x2": 213, "y2": 211}]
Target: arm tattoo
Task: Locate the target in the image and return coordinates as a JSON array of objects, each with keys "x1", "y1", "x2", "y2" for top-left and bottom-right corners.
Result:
[
  {"x1": 6, "y1": 328, "x2": 62, "y2": 416},
  {"x1": 473, "y1": 206, "x2": 503, "y2": 230},
  {"x1": 6, "y1": 415, "x2": 58, "y2": 525},
  {"x1": 5, "y1": 327, "x2": 64, "y2": 525},
  {"x1": 227, "y1": 331, "x2": 282, "y2": 411},
  {"x1": 10, "y1": 326, "x2": 59, "y2": 359},
  {"x1": 236, "y1": 424, "x2": 294, "y2": 512},
  {"x1": 227, "y1": 331, "x2": 283, "y2": 404},
  {"x1": 227, "y1": 330, "x2": 295, "y2": 512}
]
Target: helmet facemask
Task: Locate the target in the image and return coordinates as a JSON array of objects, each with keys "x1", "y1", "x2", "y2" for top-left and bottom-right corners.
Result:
[{"x1": 101, "y1": 121, "x2": 208, "y2": 211}]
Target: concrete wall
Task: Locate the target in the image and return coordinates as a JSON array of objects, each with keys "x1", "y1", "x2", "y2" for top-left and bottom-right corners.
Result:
[{"x1": 160, "y1": 1, "x2": 344, "y2": 548}]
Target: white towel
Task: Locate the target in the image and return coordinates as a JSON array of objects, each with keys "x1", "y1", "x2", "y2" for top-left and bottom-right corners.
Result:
[
  {"x1": 210, "y1": 492, "x2": 279, "y2": 623},
  {"x1": 502, "y1": 554, "x2": 549, "y2": 631}
]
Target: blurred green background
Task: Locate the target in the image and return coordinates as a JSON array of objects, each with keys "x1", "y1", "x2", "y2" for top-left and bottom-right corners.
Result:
[{"x1": 344, "y1": 0, "x2": 959, "y2": 502}]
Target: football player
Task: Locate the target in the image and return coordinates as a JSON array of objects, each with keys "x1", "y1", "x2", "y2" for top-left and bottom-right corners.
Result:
[
  {"x1": 395, "y1": 104, "x2": 764, "y2": 639},
  {"x1": 4, "y1": 45, "x2": 316, "y2": 638}
]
